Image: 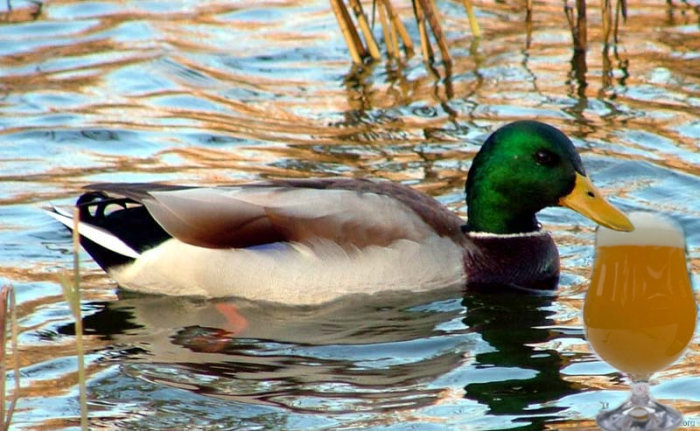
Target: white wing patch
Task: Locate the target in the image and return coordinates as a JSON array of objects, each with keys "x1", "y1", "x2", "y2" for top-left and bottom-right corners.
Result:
[{"x1": 44, "y1": 206, "x2": 140, "y2": 259}]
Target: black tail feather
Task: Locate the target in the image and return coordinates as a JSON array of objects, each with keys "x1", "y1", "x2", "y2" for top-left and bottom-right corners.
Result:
[{"x1": 67, "y1": 192, "x2": 173, "y2": 271}]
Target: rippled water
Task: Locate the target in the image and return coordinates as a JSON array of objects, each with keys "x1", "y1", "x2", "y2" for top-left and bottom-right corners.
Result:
[{"x1": 1, "y1": 0, "x2": 698, "y2": 429}]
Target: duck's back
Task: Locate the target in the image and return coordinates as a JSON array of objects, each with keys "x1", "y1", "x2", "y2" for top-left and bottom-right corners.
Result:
[{"x1": 54, "y1": 179, "x2": 469, "y2": 304}]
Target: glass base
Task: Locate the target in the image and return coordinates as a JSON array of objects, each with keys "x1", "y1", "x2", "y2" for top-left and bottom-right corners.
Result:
[{"x1": 597, "y1": 382, "x2": 683, "y2": 431}]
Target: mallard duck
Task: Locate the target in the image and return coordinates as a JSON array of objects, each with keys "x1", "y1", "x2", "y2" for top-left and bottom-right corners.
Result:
[{"x1": 46, "y1": 121, "x2": 633, "y2": 304}]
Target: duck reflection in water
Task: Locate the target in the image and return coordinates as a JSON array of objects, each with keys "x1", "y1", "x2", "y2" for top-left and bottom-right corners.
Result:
[
  {"x1": 60, "y1": 286, "x2": 577, "y2": 425},
  {"x1": 462, "y1": 286, "x2": 578, "y2": 427}
]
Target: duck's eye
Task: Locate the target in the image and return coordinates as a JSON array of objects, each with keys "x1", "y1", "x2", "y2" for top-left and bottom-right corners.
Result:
[{"x1": 534, "y1": 149, "x2": 558, "y2": 166}]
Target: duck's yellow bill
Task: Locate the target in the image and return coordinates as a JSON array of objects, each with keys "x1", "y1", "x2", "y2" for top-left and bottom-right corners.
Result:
[{"x1": 559, "y1": 173, "x2": 634, "y2": 232}]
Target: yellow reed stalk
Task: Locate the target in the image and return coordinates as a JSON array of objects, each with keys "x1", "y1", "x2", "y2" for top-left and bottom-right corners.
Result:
[
  {"x1": 380, "y1": 0, "x2": 414, "y2": 56},
  {"x1": 413, "y1": 0, "x2": 434, "y2": 63},
  {"x1": 330, "y1": 0, "x2": 365, "y2": 64},
  {"x1": 461, "y1": 0, "x2": 481, "y2": 37},
  {"x1": 377, "y1": 0, "x2": 398, "y2": 58},
  {"x1": 348, "y1": 0, "x2": 381, "y2": 59}
]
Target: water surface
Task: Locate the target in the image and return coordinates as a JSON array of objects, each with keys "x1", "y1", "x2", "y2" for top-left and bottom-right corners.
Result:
[{"x1": 0, "y1": 0, "x2": 698, "y2": 429}]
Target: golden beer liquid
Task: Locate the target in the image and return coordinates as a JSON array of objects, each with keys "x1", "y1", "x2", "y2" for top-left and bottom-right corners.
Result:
[{"x1": 584, "y1": 245, "x2": 697, "y2": 377}]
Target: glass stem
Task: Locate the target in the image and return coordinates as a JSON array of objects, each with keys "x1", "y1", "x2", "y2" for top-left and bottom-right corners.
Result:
[
  {"x1": 629, "y1": 379, "x2": 651, "y2": 407},
  {"x1": 626, "y1": 377, "x2": 655, "y2": 422}
]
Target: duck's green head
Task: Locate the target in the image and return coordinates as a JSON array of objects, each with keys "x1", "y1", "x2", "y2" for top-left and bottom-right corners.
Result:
[{"x1": 465, "y1": 121, "x2": 633, "y2": 234}]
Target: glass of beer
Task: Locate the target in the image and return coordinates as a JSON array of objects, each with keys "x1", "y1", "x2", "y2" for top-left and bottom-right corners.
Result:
[{"x1": 584, "y1": 212, "x2": 697, "y2": 431}]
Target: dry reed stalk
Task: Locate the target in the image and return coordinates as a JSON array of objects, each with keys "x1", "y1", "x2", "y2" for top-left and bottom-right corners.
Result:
[
  {"x1": 0, "y1": 284, "x2": 19, "y2": 431},
  {"x1": 331, "y1": 0, "x2": 366, "y2": 64},
  {"x1": 348, "y1": 0, "x2": 381, "y2": 59},
  {"x1": 413, "y1": 0, "x2": 434, "y2": 63},
  {"x1": 417, "y1": 0, "x2": 452, "y2": 64},
  {"x1": 377, "y1": 0, "x2": 397, "y2": 58},
  {"x1": 379, "y1": 0, "x2": 414, "y2": 57},
  {"x1": 602, "y1": 0, "x2": 612, "y2": 45},
  {"x1": 461, "y1": 0, "x2": 481, "y2": 37},
  {"x1": 614, "y1": 0, "x2": 627, "y2": 44},
  {"x1": 565, "y1": 0, "x2": 587, "y2": 52},
  {"x1": 58, "y1": 208, "x2": 88, "y2": 430}
]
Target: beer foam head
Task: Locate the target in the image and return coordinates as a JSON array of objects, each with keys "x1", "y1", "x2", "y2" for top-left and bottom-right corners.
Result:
[{"x1": 596, "y1": 212, "x2": 685, "y2": 248}]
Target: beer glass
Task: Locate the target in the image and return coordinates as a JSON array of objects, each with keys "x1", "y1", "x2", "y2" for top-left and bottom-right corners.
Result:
[{"x1": 584, "y1": 212, "x2": 697, "y2": 431}]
